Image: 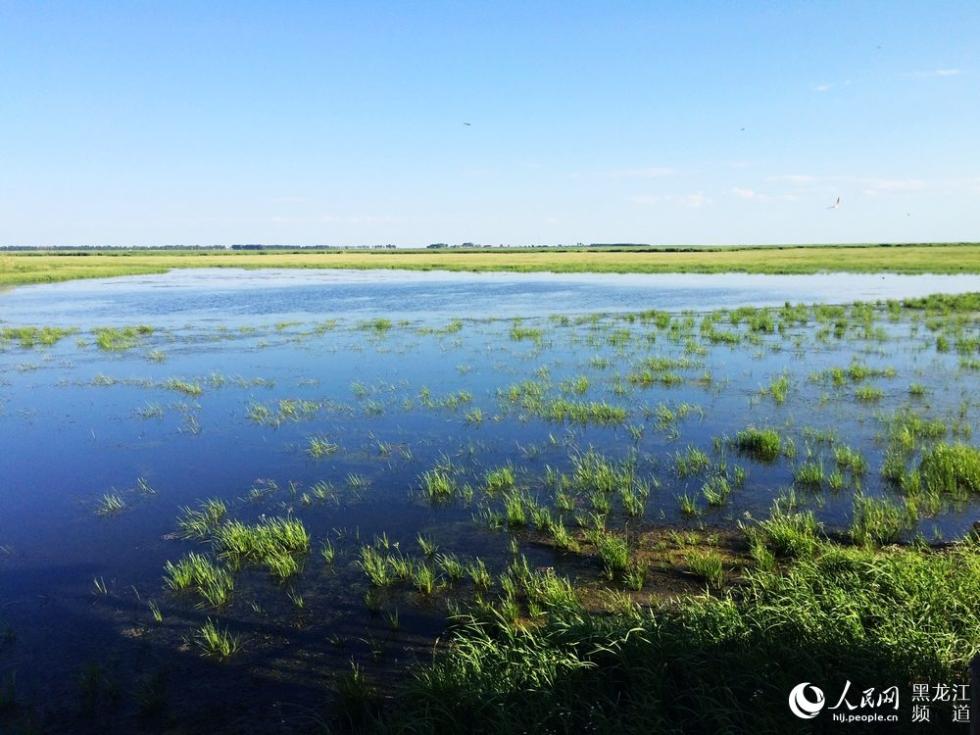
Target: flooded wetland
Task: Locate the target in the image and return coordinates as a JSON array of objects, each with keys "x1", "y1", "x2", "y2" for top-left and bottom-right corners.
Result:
[{"x1": 1, "y1": 269, "x2": 979, "y2": 734}]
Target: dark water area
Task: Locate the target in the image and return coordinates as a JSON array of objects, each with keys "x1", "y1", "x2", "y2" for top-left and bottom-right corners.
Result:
[{"x1": 0, "y1": 269, "x2": 977, "y2": 732}]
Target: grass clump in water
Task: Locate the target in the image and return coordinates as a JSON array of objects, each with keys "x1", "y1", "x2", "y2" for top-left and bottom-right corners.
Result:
[
  {"x1": 96, "y1": 493, "x2": 126, "y2": 516},
  {"x1": 163, "y1": 552, "x2": 234, "y2": 607},
  {"x1": 733, "y1": 427, "x2": 781, "y2": 461},
  {"x1": 176, "y1": 499, "x2": 227, "y2": 540},
  {"x1": 195, "y1": 619, "x2": 239, "y2": 659},
  {"x1": 306, "y1": 435, "x2": 339, "y2": 458},
  {"x1": 1, "y1": 326, "x2": 77, "y2": 349},
  {"x1": 92, "y1": 325, "x2": 154, "y2": 351},
  {"x1": 420, "y1": 460, "x2": 460, "y2": 501},
  {"x1": 918, "y1": 443, "x2": 980, "y2": 497},
  {"x1": 484, "y1": 466, "x2": 516, "y2": 494},
  {"x1": 212, "y1": 517, "x2": 310, "y2": 580},
  {"x1": 849, "y1": 494, "x2": 917, "y2": 547}
]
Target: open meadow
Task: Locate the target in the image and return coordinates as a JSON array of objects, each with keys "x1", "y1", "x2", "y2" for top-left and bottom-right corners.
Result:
[{"x1": 2, "y1": 243, "x2": 980, "y2": 289}]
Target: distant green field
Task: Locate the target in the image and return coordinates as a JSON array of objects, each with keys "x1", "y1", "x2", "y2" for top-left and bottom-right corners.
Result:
[{"x1": 2, "y1": 243, "x2": 980, "y2": 288}]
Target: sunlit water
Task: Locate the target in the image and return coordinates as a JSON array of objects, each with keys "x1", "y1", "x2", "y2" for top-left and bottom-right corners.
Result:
[
  {"x1": 0, "y1": 269, "x2": 977, "y2": 733},
  {"x1": 2, "y1": 267, "x2": 979, "y2": 326}
]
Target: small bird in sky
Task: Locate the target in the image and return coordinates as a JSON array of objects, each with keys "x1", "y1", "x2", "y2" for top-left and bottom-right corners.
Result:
[
  {"x1": 827, "y1": 196, "x2": 841, "y2": 209},
  {"x1": 463, "y1": 122, "x2": 471, "y2": 126}
]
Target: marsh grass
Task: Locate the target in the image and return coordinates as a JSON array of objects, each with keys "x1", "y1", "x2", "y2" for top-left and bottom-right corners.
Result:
[
  {"x1": 701, "y1": 475, "x2": 731, "y2": 507},
  {"x1": 750, "y1": 506, "x2": 820, "y2": 557},
  {"x1": 421, "y1": 461, "x2": 459, "y2": 501},
  {"x1": 212, "y1": 517, "x2": 310, "y2": 579},
  {"x1": 306, "y1": 435, "x2": 339, "y2": 458},
  {"x1": 686, "y1": 549, "x2": 725, "y2": 588},
  {"x1": 484, "y1": 466, "x2": 516, "y2": 493},
  {"x1": 733, "y1": 427, "x2": 781, "y2": 461},
  {"x1": 587, "y1": 530, "x2": 630, "y2": 579},
  {"x1": 674, "y1": 446, "x2": 710, "y2": 477},
  {"x1": 195, "y1": 619, "x2": 240, "y2": 659},
  {"x1": 176, "y1": 499, "x2": 227, "y2": 540},
  {"x1": 163, "y1": 552, "x2": 234, "y2": 607},
  {"x1": 849, "y1": 494, "x2": 917, "y2": 546},
  {"x1": 93, "y1": 325, "x2": 154, "y2": 351},
  {"x1": 386, "y1": 535, "x2": 980, "y2": 732},
  {"x1": 96, "y1": 493, "x2": 126, "y2": 516},
  {"x1": 764, "y1": 374, "x2": 790, "y2": 404},
  {"x1": 793, "y1": 460, "x2": 825, "y2": 489},
  {"x1": 1, "y1": 325, "x2": 78, "y2": 349},
  {"x1": 163, "y1": 378, "x2": 203, "y2": 397},
  {"x1": 919, "y1": 443, "x2": 980, "y2": 497}
]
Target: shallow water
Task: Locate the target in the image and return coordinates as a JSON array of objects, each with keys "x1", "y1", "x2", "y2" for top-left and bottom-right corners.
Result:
[
  {"x1": 3, "y1": 267, "x2": 980, "y2": 327},
  {"x1": 0, "y1": 270, "x2": 978, "y2": 733}
]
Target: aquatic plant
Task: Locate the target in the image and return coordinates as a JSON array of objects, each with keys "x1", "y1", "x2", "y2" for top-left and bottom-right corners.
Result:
[
  {"x1": 918, "y1": 443, "x2": 980, "y2": 496},
  {"x1": 212, "y1": 517, "x2": 310, "y2": 576},
  {"x1": 306, "y1": 435, "x2": 339, "y2": 458},
  {"x1": 163, "y1": 552, "x2": 234, "y2": 607},
  {"x1": 751, "y1": 506, "x2": 820, "y2": 558},
  {"x1": 467, "y1": 558, "x2": 492, "y2": 590},
  {"x1": 1, "y1": 325, "x2": 77, "y2": 348},
  {"x1": 93, "y1": 325, "x2": 154, "y2": 351},
  {"x1": 674, "y1": 446, "x2": 710, "y2": 477},
  {"x1": 176, "y1": 499, "x2": 227, "y2": 540},
  {"x1": 849, "y1": 494, "x2": 917, "y2": 547},
  {"x1": 412, "y1": 563, "x2": 438, "y2": 595},
  {"x1": 833, "y1": 445, "x2": 867, "y2": 475},
  {"x1": 733, "y1": 427, "x2": 781, "y2": 462},
  {"x1": 96, "y1": 493, "x2": 126, "y2": 516},
  {"x1": 793, "y1": 460, "x2": 825, "y2": 489},
  {"x1": 195, "y1": 619, "x2": 239, "y2": 659},
  {"x1": 588, "y1": 530, "x2": 630, "y2": 579},
  {"x1": 421, "y1": 462, "x2": 458, "y2": 500},
  {"x1": 701, "y1": 475, "x2": 731, "y2": 507},
  {"x1": 359, "y1": 546, "x2": 393, "y2": 587},
  {"x1": 686, "y1": 550, "x2": 725, "y2": 589},
  {"x1": 764, "y1": 374, "x2": 790, "y2": 404},
  {"x1": 163, "y1": 378, "x2": 203, "y2": 397},
  {"x1": 436, "y1": 553, "x2": 465, "y2": 582},
  {"x1": 484, "y1": 466, "x2": 516, "y2": 493},
  {"x1": 416, "y1": 533, "x2": 439, "y2": 557}
]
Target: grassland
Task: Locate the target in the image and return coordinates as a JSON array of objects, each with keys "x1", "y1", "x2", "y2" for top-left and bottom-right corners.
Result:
[{"x1": 2, "y1": 242, "x2": 980, "y2": 288}]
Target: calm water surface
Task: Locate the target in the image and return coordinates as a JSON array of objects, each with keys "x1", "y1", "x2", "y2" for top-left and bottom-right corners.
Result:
[{"x1": 2, "y1": 267, "x2": 979, "y2": 326}]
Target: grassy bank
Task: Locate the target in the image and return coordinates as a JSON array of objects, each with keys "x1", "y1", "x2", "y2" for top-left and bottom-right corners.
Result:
[
  {"x1": 369, "y1": 532, "x2": 980, "y2": 734},
  {"x1": 2, "y1": 243, "x2": 980, "y2": 288}
]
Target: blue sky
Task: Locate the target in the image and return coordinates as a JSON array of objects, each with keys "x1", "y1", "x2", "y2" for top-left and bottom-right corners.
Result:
[{"x1": 1, "y1": 1, "x2": 977, "y2": 246}]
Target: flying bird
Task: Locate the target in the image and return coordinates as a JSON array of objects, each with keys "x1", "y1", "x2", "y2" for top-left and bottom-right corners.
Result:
[
  {"x1": 463, "y1": 122, "x2": 471, "y2": 126},
  {"x1": 827, "y1": 196, "x2": 841, "y2": 209}
]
